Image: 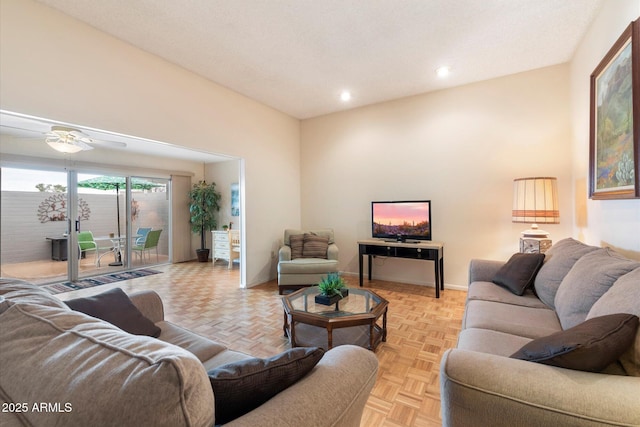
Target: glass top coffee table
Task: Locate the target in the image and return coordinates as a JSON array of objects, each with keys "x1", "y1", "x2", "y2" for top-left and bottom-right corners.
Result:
[{"x1": 282, "y1": 286, "x2": 388, "y2": 351}]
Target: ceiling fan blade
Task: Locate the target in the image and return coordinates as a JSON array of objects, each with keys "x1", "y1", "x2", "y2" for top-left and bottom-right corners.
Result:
[{"x1": 89, "y1": 139, "x2": 127, "y2": 148}]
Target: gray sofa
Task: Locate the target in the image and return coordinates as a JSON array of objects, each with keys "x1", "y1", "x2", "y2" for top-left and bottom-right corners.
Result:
[
  {"x1": 440, "y1": 238, "x2": 640, "y2": 426},
  {"x1": 0, "y1": 280, "x2": 378, "y2": 427}
]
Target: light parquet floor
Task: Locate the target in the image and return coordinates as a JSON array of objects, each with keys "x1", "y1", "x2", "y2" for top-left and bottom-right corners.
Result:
[{"x1": 54, "y1": 261, "x2": 467, "y2": 427}]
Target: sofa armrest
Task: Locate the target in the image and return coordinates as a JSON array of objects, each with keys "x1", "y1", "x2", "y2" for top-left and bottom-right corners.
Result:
[
  {"x1": 279, "y1": 245, "x2": 292, "y2": 262},
  {"x1": 128, "y1": 290, "x2": 165, "y2": 323},
  {"x1": 227, "y1": 345, "x2": 378, "y2": 427},
  {"x1": 468, "y1": 259, "x2": 505, "y2": 284},
  {"x1": 327, "y1": 243, "x2": 339, "y2": 261},
  {"x1": 440, "y1": 349, "x2": 640, "y2": 427}
]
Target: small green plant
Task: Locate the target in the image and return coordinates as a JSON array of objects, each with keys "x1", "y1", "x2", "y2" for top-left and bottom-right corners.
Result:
[{"x1": 318, "y1": 273, "x2": 347, "y2": 298}]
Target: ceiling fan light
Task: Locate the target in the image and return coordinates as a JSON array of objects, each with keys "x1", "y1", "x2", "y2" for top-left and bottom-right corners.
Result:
[{"x1": 46, "y1": 139, "x2": 85, "y2": 153}]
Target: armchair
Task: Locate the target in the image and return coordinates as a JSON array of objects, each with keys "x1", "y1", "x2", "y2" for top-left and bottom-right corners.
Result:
[{"x1": 277, "y1": 228, "x2": 339, "y2": 294}]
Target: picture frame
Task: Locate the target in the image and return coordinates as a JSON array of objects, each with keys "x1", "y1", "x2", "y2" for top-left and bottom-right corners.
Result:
[
  {"x1": 589, "y1": 19, "x2": 639, "y2": 199},
  {"x1": 230, "y1": 183, "x2": 239, "y2": 216}
]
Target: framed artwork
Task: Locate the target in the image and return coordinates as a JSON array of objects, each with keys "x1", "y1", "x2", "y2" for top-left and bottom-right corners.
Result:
[
  {"x1": 589, "y1": 19, "x2": 639, "y2": 199},
  {"x1": 231, "y1": 183, "x2": 239, "y2": 216}
]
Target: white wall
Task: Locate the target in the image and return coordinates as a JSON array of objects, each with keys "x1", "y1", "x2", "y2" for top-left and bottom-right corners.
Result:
[
  {"x1": 569, "y1": 0, "x2": 640, "y2": 258},
  {"x1": 0, "y1": 0, "x2": 301, "y2": 286},
  {"x1": 301, "y1": 65, "x2": 574, "y2": 288}
]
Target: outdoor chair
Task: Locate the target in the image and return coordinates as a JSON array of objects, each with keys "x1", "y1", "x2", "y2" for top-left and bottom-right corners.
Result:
[
  {"x1": 77, "y1": 231, "x2": 98, "y2": 265},
  {"x1": 228, "y1": 229, "x2": 240, "y2": 269},
  {"x1": 135, "y1": 227, "x2": 152, "y2": 245},
  {"x1": 132, "y1": 229, "x2": 162, "y2": 264}
]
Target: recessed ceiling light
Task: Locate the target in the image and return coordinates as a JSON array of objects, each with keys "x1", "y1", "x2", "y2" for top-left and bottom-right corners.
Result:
[
  {"x1": 340, "y1": 91, "x2": 352, "y2": 102},
  {"x1": 435, "y1": 66, "x2": 451, "y2": 78}
]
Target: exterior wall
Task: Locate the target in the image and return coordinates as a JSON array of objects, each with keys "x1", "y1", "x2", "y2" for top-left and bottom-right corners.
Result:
[{"x1": 1, "y1": 191, "x2": 168, "y2": 264}]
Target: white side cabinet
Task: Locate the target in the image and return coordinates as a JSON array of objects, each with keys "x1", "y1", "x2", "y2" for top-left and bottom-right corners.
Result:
[{"x1": 212, "y1": 230, "x2": 230, "y2": 263}]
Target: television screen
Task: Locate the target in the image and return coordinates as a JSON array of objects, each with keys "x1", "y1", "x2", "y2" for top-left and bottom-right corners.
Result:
[{"x1": 372, "y1": 200, "x2": 431, "y2": 241}]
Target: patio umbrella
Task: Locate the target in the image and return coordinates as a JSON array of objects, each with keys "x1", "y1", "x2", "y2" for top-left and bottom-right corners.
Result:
[{"x1": 77, "y1": 176, "x2": 162, "y2": 266}]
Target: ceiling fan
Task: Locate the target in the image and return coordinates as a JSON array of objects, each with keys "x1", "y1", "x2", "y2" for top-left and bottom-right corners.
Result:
[{"x1": 0, "y1": 120, "x2": 127, "y2": 153}]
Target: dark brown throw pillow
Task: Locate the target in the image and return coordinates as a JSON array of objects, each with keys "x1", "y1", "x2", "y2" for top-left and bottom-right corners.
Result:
[
  {"x1": 493, "y1": 253, "x2": 545, "y2": 296},
  {"x1": 65, "y1": 287, "x2": 161, "y2": 337},
  {"x1": 289, "y1": 234, "x2": 304, "y2": 259},
  {"x1": 302, "y1": 233, "x2": 329, "y2": 258},
  {"x1": 510, "y1": 313, "x2": 639, "y2": 372},
  {"x1": 208, "y1": 347, "x2": 324, "y2": 424}
]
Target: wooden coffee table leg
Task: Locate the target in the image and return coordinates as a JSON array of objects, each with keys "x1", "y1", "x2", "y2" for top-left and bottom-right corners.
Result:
[{"x1": 327, "y1": 326, "x2": 333, "y2": 350}]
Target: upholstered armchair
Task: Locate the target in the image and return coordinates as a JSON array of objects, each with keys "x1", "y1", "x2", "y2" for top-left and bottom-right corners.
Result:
[{"x1": 277, "y1": 229, "x2": 339, "y2": 294}]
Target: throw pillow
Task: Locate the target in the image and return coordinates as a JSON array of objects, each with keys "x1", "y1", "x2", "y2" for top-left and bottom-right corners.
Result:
[
  {"x1": 554, "y1": 249, "x2": 640, "y2": 330},
  {"x1": 289, "y1": 234, "x2": 304, "y2": 259},
  {"x1": 587, "y1": 267, "x2": 640, "y2": 376},
  {"x1": 208, "y1": 347, "x2": 324, "y2": 424},
  {"x1": 533, "y1": 238, "x2": 599, "y2": 309},
  {"x1": 510, "y1": 313, "x2": 639, "y2": 372},
  {"x1": 492, "y1": 253, "x2": 545, "y2": 296},
  {"x1": 65, "y1": 287, "x2": 161, "y2": 337},
  {"x1": 302, "y1": 233, "x2": 329, "y2": 258}
]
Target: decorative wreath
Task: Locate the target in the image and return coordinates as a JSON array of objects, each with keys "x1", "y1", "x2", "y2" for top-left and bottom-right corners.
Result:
[{"x1": 37, "y1": 194, "x2": 91, "y2": 223}]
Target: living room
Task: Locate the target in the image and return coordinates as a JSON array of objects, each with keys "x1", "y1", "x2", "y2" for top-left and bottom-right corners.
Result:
[{"x1": 1, "y1": 0, "x2": 639, "y2": 426}]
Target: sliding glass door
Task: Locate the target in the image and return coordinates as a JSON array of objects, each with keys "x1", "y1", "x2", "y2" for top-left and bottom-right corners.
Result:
[{"x1": 0, "y1": 167, "x2": 170, "y2": 285}]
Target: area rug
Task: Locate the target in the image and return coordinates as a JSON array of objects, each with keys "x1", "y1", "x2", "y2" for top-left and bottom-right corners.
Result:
[{"x1": 43, "y1": 269, "x2": 161, "y2": 295}]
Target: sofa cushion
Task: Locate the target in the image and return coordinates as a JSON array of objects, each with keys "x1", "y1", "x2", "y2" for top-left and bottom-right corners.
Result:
[
  {"x1": 289, "y1": 233, "x2": 304, "y2": 259},
  {"x1": 467, "y1": 282, "x2": 548, "y2": 309},
  {"x1": 207, "y1": 347, "x2": 325, "y2": 424},
  {"x1": 554, "y1": 249, "x2": 640, "y2": 330},
  {"x1": 0, "y1": 302, "x2": 214, "y2": 427},
  {"x1": 303, "y1": 233, "x2": 329, "y2": 258},
  {"x1": 157, "y1": 320, "x2": 228, "y2": 362},
  {"x1": 457, "y1": 328, "x2": 532, "y2": 357},
  {"x1": 587, "y1": 267, "x2": 640, "y2": 376},
  {"x1": 278, "y1": 258, "x2": 339, "y2": 274},
  {"x1": 510, "y1": 313, "x2": 639, "y2": 372},
  {"x1": 463, "y1": 299, "x2": 561, "y2": 339},
  {"x1": 65, "y1": 287, "x2": 161, "y2": 337},
  {"x1": 533, "y1": 238, "x2": 599, "y2": 309},
  {"x1": 492, "y1": 253, "x2": 545, "y2": 296}
]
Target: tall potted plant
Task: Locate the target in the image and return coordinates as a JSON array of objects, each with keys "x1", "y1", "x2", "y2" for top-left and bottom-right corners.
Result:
[{"x1": 188, "y1": 180, "x2": 222, "y2": 262}]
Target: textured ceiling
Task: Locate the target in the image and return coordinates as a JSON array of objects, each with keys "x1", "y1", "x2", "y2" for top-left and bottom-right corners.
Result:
[{"x1": 36, "y1": 0, "x2": 603, "y2": 119}]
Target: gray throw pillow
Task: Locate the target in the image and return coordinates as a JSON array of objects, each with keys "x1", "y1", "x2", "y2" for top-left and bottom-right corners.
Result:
[
  {"x1": 492, "y1": 253, "x2": 545, "y2": 296},
  {"x1": 208, "y1": 347, "x2": 324, "y2": 424},
  {"x1": 533, "y1": 238, "x2": 599, "y2": 309},
  {"x1": 511, "y1": 313, "x2": 639, "y2": 372},
  {"x1": 65, "y1": 287, "x2": 161, "y2": 337},
  {"x1": 587, "y1": 267, "x2": 640, "y2": 376},
  {"x1": 555, "y1": 249, "x2": 640, "y2": 330},
  {"x1": 302, "y1": 233, "x2": 329, "y2": 258}
]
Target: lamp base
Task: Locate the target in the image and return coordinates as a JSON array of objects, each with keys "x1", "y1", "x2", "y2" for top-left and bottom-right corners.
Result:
[{"x1": 520, "y1": 237, "x2": 552, "y2": 254}]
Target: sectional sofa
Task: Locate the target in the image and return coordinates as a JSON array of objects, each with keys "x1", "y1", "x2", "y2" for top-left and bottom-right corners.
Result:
[{"x1": 440, "y1": 238, "x2": 640, "y2": 426}]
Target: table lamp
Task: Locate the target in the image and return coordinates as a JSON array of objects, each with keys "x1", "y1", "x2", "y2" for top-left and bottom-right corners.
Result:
[{"x1": 512, "y1": 177, "x2": 559, "y2": 253}]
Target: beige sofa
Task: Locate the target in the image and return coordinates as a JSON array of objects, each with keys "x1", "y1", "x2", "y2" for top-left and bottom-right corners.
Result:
[
  {"x1": 0, "y1": 280, "x2": 378, "y2": 427},
  {"x1": 440, "y1": 238, "x2": 640, "y2": 426}
]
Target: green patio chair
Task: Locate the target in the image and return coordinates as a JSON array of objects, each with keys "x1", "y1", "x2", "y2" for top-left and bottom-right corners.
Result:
[
  {"x1": 78, "y1": 231, "x2": 98, "y2": 264},
  {"x1": 132, "y1": 229, "x2": 162, "y2": 264}
]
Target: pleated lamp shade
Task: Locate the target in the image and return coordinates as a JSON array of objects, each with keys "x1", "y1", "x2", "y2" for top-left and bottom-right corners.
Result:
[{"x1": 512, "y1": 177, "x2": 559, "y2": 237}]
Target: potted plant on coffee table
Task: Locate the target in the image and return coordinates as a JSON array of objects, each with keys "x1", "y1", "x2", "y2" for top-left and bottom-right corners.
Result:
[
  {"x1": 188, "y1": 180, "x2": 221, "y2": 262},
  {"x1": 315, "y1": 273, "x2": 349, "y2": 306}
]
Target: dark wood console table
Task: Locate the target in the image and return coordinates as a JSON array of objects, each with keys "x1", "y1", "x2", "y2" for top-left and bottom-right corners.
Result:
[{"x1": 357, "y1": 239, "x2": 444, "y2": 298}]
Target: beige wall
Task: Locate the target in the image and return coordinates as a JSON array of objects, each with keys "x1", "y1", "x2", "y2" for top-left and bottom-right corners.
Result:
[
  {"x1": 569, "y1": 0, "x2": 640, "y2": 258},
  {"x1": 301, "y1": 65, "x2": 574, "y2": 287},
  {"x1": 0, "y1": 0, "x2": 301, "y2": 287}
]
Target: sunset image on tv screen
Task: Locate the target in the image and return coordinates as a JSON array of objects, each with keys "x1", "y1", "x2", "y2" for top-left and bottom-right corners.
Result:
[{"x1": 373, "y1": 202, "x2": 430, "y2": 237}]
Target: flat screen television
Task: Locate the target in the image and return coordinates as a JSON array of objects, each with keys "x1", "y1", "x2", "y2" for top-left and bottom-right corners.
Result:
[{"x1": 371, "y1": 200, "x2": 432, "y2": 241}]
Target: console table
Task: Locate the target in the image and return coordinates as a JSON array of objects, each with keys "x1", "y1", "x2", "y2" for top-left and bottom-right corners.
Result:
[{"x1": 357, "y1": 239, "x2": 444, "y2": 298}]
